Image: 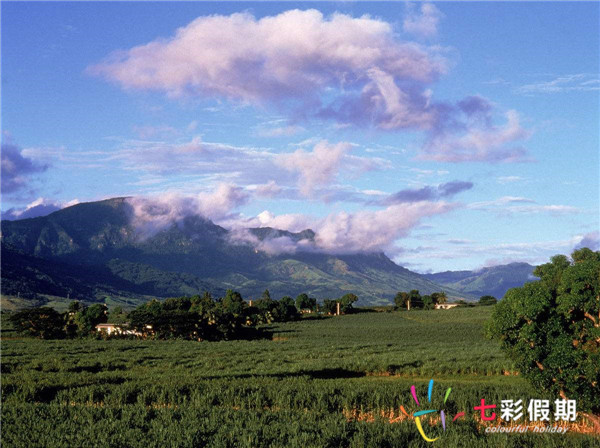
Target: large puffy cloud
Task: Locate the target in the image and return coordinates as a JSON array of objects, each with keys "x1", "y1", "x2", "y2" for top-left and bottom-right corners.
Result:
[
  {"x1": 90, "y1": 9, "x2": 445, "y2": 130},
  {"x1": 126, "y1": 183, "x2": 249, "y2": 237},
  {"x1": 1, "y1": 143, "x2": 49, "y2": 194},
  {"x1": 90, "y1": 9, "x2": 530, "y2": 163},
  {"x1": 313, "y1": 202, "x2": 455, "y2": 253},
  {"x1": 228, "y1": 228, "x2": 314, "y2": 255},
  {"x1": 237, "y1": 202, "x2": 456, "y2": 254}
]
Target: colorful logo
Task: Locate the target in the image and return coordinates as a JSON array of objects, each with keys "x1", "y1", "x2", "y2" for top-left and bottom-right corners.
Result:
[
  {"x1": 409, "y1": 379, "x2": 465, "y2": 442},
  {"x1": 407, "y1": 379, "x2": 577, "y2": 442}
]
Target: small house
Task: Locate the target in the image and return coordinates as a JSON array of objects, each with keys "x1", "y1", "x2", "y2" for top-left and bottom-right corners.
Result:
[
  {"x1": 435, "y1": 303, "x2": 459, "y2": 310},
  {"x1": 95, "y1": 323, "x2": 142, "y2": 336}
]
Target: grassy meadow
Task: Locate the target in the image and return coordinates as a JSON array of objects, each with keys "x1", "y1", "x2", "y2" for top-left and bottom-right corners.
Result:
[{"x1": 2, "y1": 307, "x2": 598, "y2": 447}]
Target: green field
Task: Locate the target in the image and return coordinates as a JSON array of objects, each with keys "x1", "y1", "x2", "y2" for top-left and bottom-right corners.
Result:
[{"x1": 2, "y1": 308, "x2": 598, "y2": 447}]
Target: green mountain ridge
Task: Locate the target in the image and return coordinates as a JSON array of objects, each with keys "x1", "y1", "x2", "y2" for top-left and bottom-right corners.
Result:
[{"x1": 1, "y1": 198, "x2": 476, "y2": 308}]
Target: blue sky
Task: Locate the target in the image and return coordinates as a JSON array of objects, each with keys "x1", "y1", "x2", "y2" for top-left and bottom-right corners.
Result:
[{"x1": 2, "y1": 1, "x2": 598, "y2": 272}]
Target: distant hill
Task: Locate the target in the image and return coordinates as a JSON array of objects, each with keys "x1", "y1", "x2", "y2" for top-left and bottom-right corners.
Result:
[
  {"x1": 1, "y1": 198, "x2": 474, "y2": 309},
  {"x1": 423, "y1": 262, "x2": 538, "y2": 299}
]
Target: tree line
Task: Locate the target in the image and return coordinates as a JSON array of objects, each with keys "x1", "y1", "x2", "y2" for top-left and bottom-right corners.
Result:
[
  {"x1": 393, "y1": 290, "x2": 448, "y2": 310},
  {"x1": 393, "y1": 290, "x2": 499, "y2": 309},
  {"x1": 8, "y1": 289, "x2": 359, "y2": 341}
]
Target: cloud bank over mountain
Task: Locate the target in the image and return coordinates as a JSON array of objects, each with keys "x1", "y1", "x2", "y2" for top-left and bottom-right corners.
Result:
[{"x1": 125, "y1": 189, "x2": 458, "y2": 255}]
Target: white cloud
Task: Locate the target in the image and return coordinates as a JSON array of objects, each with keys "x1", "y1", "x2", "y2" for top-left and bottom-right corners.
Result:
[
  {"x1": 257, "y1": 125, "x2": 305, "y2": 137},
  {"x1": 497, "y1": 175, "x2": 524, "y2": 184},
  {"x1": 575, "y1": 231, "x2": 599, "y2": 251},
  {"x1": 235, "y1": 201, "x2": 456, "y2": 254},
  {"x1": 277, "y1": 140, "x2": 372, "y2": 197},
  {"x1": 403, "y1": 2, "x2": 444, "y2": 39},
  {"x1": 1, "y1": 197, "x2": 80, "y2": 220},
  {"x1": 126, "y1": 183, "x2": 249, "y2": 237},
  {"x1": 89, "y1": 9, "x2": 446, "y2": 130},
  {"x1": 251, "y1": 180, "x2": 283, "y2": 198},
  {"x1": 420, "y1": 109, "x2": 532, "y2": 163},
  {"x1": 314, "y1": 201, "x2": 455, "y2": 253},
  {"x1": 515, "y1": 73, "x2": 600, "y2": 94},
  {"x1": 90, "y1": 9, "x2": 531, "y2": 164},
  {"x1": 468, "y1": 196, "x2": 579, "y2": 216}
]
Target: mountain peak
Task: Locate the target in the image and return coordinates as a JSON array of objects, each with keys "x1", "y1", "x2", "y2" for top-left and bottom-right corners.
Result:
[{"x1": 248, "y1": 227, "x2": 315, "y2": 243}]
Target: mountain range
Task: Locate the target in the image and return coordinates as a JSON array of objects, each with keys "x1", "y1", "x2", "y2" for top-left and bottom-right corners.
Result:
[
  {"x1": 423, "y1": 262, "x2": 537, "y2": 300},
  {"x1": 1, "y1": 198, "x2": 533, "y2": 310}
]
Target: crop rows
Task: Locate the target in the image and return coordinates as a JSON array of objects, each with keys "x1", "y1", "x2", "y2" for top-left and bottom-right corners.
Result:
[{"x1": 2, "y1": 308, "x2": 598, "y2": 447}]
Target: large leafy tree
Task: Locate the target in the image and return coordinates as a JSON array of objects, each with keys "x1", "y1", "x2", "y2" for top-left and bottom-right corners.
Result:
[
  {"x1": 434, "y1": 291, "x2": 448, "y2": 305},
  {"x1": 421, "y1": 295, "x2": 434, "y2": 310},
  {"x1": 276, "y1": 296, "x2": 299, "y2": 321},
  {"x1": 487, "y1": 249, "x2": 600, "y2": 423},
  {"x1": 338, "y1": 293, "x2": 358, "y2": 314},
  {"x1": 394, "y1": 291, "x2": 410, "y2": 310},
  {"x1": 10, "y1": 307, "x2": 65, "y2": 339},
  {"x1": 221, "y1": 289, "x2": 245, "y2": 316},
  {"x1": 322, "y1": 299, "x2": 337, "y2": 315},
  {"x1": 409, "y1": 290, "x2": 423, "y2": 309}
]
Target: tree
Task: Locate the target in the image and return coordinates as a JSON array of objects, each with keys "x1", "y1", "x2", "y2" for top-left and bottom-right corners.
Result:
[
  {"x1": 10, "y1": 307, "x2": 65, "y2": 339},
  {"x1": 163, "y1": 297, "x2": 191, "y2": 312},
  {"x1": 487, "y1": 249, "x2": 600, "y2": 423},
  {"x1": 322, "y1": 299, "x2": 337, "y2": 315},
  {"x1": 478, "y1": 295, "x2": 497, "y2": 306},
  {"x1": 68, "y1": 300, "x2": 83, "y2": 314},
  {"x1": 394, "y1": 292, "x2": 410, "y2": 310},
  {"x1": 261, "y1": 289, "x2": 271, "y2": 301},
  {"x1": 435, "y1": 291, "x2": 448, "y2": 305},
  {"x1": 112, "y1": 306, "x2": 123, "y2": 315},
  {"x1": 338, "y1": 293, "x2": 358, "y2": 314},
  {"x1": 422, "y1": 295, "x2": 434, "y2": 310},
  {"x1": 65, "y1": 303, "x2": 109, "y2": 336},
  {"x1": 295, "y1": 293, "x2": 316, "y2": 311},
  {"x1": 409, "y1": 290, "x2": 423, "y2": 309},
  {"x1": 533, "y1": 254, "x2": 571, "y2": 290},
  {"x1": 190, "y1": 292, "x2": 215, "y2": 315},
  {"x1": 276, "y1": 296, "x2": 299, "y2": 321},
  {"x1": 572, "y1": 247, "x2": 600, "y2": 264},
  {"x1": 108, "y1": 306, "x2": 127, "y2": 324},
  {"x1": 295, "y1": 293, "x2": 310, "y2": 310},
  {"x1": 221, "y1": 290, "x2": 245, "y2": 316}
]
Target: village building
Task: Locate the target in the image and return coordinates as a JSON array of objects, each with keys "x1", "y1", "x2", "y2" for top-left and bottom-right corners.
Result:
[{"x1": 434, "y1": 303, "x2": 459, "y2": 310}]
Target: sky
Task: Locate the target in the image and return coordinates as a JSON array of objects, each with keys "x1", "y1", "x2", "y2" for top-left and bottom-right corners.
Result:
[{"x1": 1, "y1": 1, "x2": 599, "y2": 272}]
